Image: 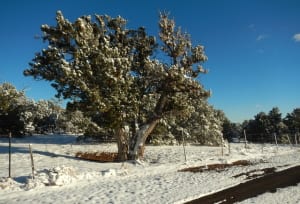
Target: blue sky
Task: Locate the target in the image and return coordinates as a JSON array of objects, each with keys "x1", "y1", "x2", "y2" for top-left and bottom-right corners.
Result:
[{"x1": 0, "y1": 0, "x2": 299, "y2": 122}]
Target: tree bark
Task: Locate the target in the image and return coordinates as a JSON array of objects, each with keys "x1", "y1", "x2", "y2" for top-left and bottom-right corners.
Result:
[
  {"x1": 115, "y1": 127, "x2": 128, "y2": 161},
  {"x1": 128, "y1": 118, "x2": 159, "y2": 160},
  {"x1": 128, "y1": 94, "x2": 168, "y2": 160}
]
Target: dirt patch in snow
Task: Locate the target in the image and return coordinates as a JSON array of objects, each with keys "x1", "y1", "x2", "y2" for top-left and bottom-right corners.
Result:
[{"x1": 75, "y1": 151, "x2": 118, "y2": 162}]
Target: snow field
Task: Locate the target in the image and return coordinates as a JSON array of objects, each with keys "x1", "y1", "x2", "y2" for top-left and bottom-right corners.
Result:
[{"x1": 0, "y1": 135, "x2": 300, "y2": 204}]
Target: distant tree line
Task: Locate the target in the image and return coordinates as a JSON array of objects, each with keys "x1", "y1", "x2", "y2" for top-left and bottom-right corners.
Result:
[{"x1": 223, "y1": 107, "x2": 300, "y2": 144}]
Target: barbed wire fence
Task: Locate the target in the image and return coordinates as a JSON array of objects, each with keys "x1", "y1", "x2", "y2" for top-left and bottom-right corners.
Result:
[
  {"x1": 241, "y1": 130, "x2": 300, "y2": 145},
  {"x1": 0, "y1": 133, "x2": 119, "y2": 180},
  {"x1": 1, "y1": 131, "x2": 300, "y2": 179}
]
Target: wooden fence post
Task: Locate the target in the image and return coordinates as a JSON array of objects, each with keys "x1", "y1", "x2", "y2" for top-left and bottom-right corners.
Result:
[
  {"x1": 287, "y1": 134, "x2": 292, "y2": 147},
  {"x1": 243, "y1": 129, "x2": 248, "y2": 149},
  {"x1": 182, "y1": 129, "x2": 187, "y2": 163},
  {"x1": 261, "y1": 134, "x2": 264, "y2": 153},
  {"x1": 8, "y1": 132, "x2": 12, "y2": 178},
  {"x1": 274, "y1": 133, "x2": 278, "y2": 150},
  {"x1": 220, "y1": 137, "x2": 224, "y2": 156},
  {"x1": 29, "y1": 144, "x2": 35, "y2": 179}
]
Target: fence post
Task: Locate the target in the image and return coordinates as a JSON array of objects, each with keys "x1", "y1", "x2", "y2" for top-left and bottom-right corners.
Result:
[
  {"x1": 220, "y1": 137, "x2": 224, "y2": 156},
  {"x1": 287, "y1": 134, "x2": 292, "y2": 147},
  {"x1": 261, "y1": 134, "x2": 264, "y2": 153},
  {"x1": 182, "y1": 129, "x2": 187, "y2": 163},
  {"x1": 8, "y1": 132, "x2": 12, "y2": 178},
  {"x1": 274, "y1": 133, "x2": 278, "y2": 150},
  {"x1": 29, "y1": 144, "x2": 35, "y2": 179},
  {"x1": 243, "y1": 129, "x2": 248, "y2": 148}
]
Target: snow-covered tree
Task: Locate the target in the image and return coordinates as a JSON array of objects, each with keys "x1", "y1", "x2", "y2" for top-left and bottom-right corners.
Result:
[
  {"x1": 175, "y1": 100, "x2": 224, "y2": 145},
  {"x1": 24, "y1": 11, "x2": 210, "y2": 160},
  {"x1": 32, "y1": 100, "x2": 63, "y2": 133},
  {"x1": 0, "y1": 83, "x2": 25, "y2": 114},
  {"x1": 0, "y1": 83, "x2": 33, "y2": 135}
]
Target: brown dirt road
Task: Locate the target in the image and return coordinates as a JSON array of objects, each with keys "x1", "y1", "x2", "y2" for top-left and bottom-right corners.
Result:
[{"x1": 185, "y1": 165, "x2": 300, "y2": 204}]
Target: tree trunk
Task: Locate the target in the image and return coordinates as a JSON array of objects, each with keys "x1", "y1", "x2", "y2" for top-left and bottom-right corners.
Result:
[
  {"x1": 128, "y1": 94, "x2": 168, "y2": 160},
  {"x1": 128, "y1": 119, "x2": 159, "y2": 160},
  {"x1": 126, "y1": 94, "x2": 168, "y2": 160},
  {"x1": 115, "y1": 127, "x2": 128, "y2": 161}
]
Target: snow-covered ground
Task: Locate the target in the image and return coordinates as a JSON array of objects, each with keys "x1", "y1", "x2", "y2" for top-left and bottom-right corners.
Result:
[{"x1": 0, "y1": 135, "x2": 300, "y2": 204}]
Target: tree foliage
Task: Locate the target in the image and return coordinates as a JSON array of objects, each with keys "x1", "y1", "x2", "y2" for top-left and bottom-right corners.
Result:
[
  {"x1": 147, "y1": 100, "x2": 225, "y2": 146},
  {"x1": 174, "y1": 99, "x2": 224, "y2": 145},
  {"x1": 0, "y1": 83, "x2": 25, "y2": 113}
]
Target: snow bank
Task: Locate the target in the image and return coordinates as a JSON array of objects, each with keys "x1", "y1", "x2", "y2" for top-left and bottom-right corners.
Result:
[
  {"x1": 0, "y1": 177, "x2": 22, "y2": 191},
  {"x1": 0, "y1": 165, "x2": 129, "y2": 192},
  {"x1": 26, "y1": 166, "x2": 77, "y2": 188}
]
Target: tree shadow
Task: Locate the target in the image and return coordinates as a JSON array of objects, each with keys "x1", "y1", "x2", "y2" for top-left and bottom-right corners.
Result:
[
  {"x1": 0, "y1": 144, "x2": 79, "y2": 161},
  {"x1": 0, "y1": 134, "x2": 77, "y2": 145}
]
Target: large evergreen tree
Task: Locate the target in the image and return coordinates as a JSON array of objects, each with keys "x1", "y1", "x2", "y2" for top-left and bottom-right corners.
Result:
[
  {"x1": 268, "y1": 107, "x2": 282, "y2": 135},
  {"x1": 244, "y1": 107, "x2": 289, "y2": 143},
  {"x1": 24, "y1": 11, "x2": 209, "y2": 160},
  {"x1": 245, "y1": 112, "x2": 270, "y2": 142}
]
